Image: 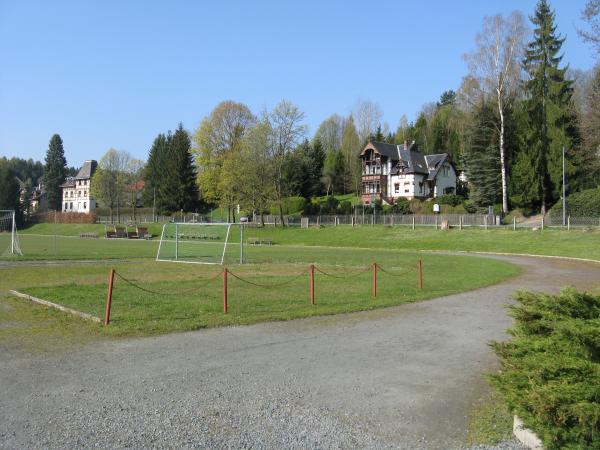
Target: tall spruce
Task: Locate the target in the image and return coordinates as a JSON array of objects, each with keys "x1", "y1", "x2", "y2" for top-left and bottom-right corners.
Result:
[
  {"x1": 169, "y1": 124, "x2": 199, "y2": 212},
  {"x1": 42, "y1": 134, "x2": 67, "y2": 210},
  {"x1": 520, "y1": 0, "x2": 578, "y2": 213},
  {"x1": 463, "y1": 101, "x2": 502, "y2": 207},
  {"x1": 143, "y1": 133, "x2": 169, "y2": 214}
]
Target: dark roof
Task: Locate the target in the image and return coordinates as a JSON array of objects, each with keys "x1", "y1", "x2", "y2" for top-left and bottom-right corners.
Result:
[
  {"x1": 363, "y1": 141, "x2": 429, "y2": 175},
  {"x1": 60, "y1": 176, "x2": 75, "y2": 188},
  {"x1": 425, "y1": 154, "x2": 449, "y2": 180},
  {"x1": 75, "y1": 160, "x2": 97, "y2": 180}
]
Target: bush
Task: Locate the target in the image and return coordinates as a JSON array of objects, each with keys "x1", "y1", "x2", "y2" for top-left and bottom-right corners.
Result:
[
  {"x1": 549, "y1": 187, "x2": 600, "y2": 218},
  {"x1": 338, "y1": 200, "x2": 352, "y2": 215},
  {"x1": 491, "y1": 288, "x2": 600, "y2": 450},
  {"x1": 390, "y1": 198, "x2": 411, "y2": 214},
  {"x1": 437, "y1": 194, "x2": 464, "y2": 207},
  {"x1": 271, "y1": 196, "x2": 307, "y2": 215},
  {"x1": 319, "y1": 196, "x2": 339, "y2": 214}
]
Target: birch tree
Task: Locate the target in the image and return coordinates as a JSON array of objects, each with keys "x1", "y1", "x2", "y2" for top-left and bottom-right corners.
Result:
[
  {"x1": 465, "y1": 11, "x2": 527, "y2": 214},
  {"x1": 353, "y1": 99, "x2": 382, "y2": 144}
]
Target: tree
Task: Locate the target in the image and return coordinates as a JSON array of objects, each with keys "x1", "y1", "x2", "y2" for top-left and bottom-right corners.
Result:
[
  {"x1": 42, "y1": 134, "x2": 67, "y2": 211},
  {"x1": 164, "y1": 123, "x2": 198, "y2": 213},
  {"x1": 0, "y1": 158, "x2": 21, "y2": 215},
  {"x1": 576, "y1": 65, "x2": 600, "y2": 187},
  {"x1": 91, "y1": 149, "x2": 132, "y2": 221},
  {"x1": 194, "y1": 101, "x2": 255, "y2": 220},
  {"x1": 465, "y1": 11, "x2": 527, "y2": 214},
  {"x1": 143, "y1": 133, "x2": 169, "y2": 215},
  {"x1": 353, "y1": 99, "x2": 382, "y2": 144},
  {"x1": 522, "y1": 0, "x2": 578, "y2": 214},
  {"x1": 322, "y1": 149, "x2": 345, "y2": 196},
  {"x1": 340, "y1": 116, "x2": 361, "y2": 194},
  {"x1": 267, "y1": 99, "x2": 307, "y2": 225},
  {"x1": 463, "y1": 101, "x2": 502, "y2": 207},
  {"x1": 125, "y1": 158, "x2": 144, "y2": 220},
  {"x1": 314, "y1": 114, "x2": 345, "y2": 154},
  {"x1": 579, "y1": 0, "x2": 600, "y2": 55}
]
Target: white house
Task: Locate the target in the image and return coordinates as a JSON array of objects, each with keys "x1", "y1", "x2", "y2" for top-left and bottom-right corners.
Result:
[
  {"x1": 360, "y1": 141, "x2": 457, "y2": 204},
  {"x1": 61, "y1": 160, "x2": 97, "y2": 213}
]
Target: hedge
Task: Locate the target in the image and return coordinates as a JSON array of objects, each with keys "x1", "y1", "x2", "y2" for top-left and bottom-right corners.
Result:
[
  {"x1": 550, "y1": 187, "x2": 600, "y2": 218},
  {"x1": 491, "y1": 288, "x2": 600, "y2": 449}
]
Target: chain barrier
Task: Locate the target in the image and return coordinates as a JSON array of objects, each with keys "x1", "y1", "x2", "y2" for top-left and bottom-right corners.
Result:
[
  {"x1": 376, "y1": 265, "x2": 415, "y2": 278},
  {"x1": 313, "y1": 265, "x2": 371, "y2": 279},
  {"x1": 114, "y1": 270, "x2": 222, "y2": 296},
  {"x1": 227, "y1": 268, "x2": 308, "y2": 289}
]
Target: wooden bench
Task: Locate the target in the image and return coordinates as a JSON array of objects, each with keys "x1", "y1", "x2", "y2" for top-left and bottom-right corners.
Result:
[
  {"x1": 105, "y1": 230, "x2": 117, "y2": 239},
  {"x1": 136, "y1": 227, "x2": 152, "y2": 240},
  {"x1": 262, "y1": 238, "x2": 273, "y2": 246},
  {"x1": 248, "y1": 237, "x2": 260, "y2": 246},
  {"x1": 79, "y1": 232, "x2": 98, "y2": 239}
]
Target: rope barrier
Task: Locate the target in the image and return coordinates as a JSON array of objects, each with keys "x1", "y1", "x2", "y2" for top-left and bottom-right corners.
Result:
[
  {"x1": 376, "y1": 265, "x2": 414, "y2": 278},
  {"x1": 313, "y1": 265, "x2": 371, "y2": 279},
  {"x1": 114, "y1": 270, "x2": 222, "y2": 296},
  {"x1": 227, "y1": 268, "x2": 308, "y2": 288}
]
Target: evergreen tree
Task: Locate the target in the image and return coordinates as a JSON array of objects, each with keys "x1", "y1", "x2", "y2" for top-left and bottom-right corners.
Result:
[
  {"x1": 520, "y1": 0, "x2": 578, "y2": 213},
  {"x1": 340, "y1": 116, "x2": 361, "y2": 194},
  {"x1": 143, "y1": 133, "x2": 169, "y2": 214},
  {"x1": 42, "y1": 134, "x2": 67, "y2": 210},
  {"x1": 463, "y1": 102, "x2": 502, "y2": 207},
  {"x1": 0, "y1": 158, "x2": 21, "y2": 215},
  {"x1": 305, "y1": 138, "x2": 326, "y2": 197},
  {"x1": 170, "y1": 123, "x2": 199, "y2": 212}
]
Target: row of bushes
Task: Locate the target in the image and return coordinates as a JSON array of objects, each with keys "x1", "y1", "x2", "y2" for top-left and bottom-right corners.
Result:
[
  {"x1": 491, "y1": 288, "x2": 600, "y2": 449},
  {"x1": 550, "y1": 186, "x2": 600, "y2": 218}
]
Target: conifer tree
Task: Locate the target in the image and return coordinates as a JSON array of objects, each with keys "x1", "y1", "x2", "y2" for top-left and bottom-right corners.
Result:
[
  {"x1": 143, "y1": 133, "x2": 169, "y2": 214},
  {"x1": 169, "y1": 123, "x2": 199, "y2": 212},
  {"x1": 520, "y1": 0, "x2": 578, "y2": 213},
  {"x1": 463, "y1": 102, "x2": 502, "y2": 207},
  {"x1": 42, "y1": 134, "x2": 67, "y2": 210}
]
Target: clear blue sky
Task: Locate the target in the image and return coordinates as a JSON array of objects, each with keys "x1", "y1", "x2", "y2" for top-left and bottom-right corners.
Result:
[{"x1": 0, "y1": 0, "x2": 596, "y2": 166}]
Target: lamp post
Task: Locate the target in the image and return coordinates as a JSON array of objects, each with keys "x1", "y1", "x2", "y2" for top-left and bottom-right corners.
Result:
[{"x1": 562, "y1": 146, "x2": 566, "y2": 227}]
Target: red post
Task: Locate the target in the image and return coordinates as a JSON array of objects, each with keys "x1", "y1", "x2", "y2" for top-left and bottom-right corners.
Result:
[
  {"x1": 372, "y1": 262, "x2": 377, "y2": 298},
  {"x1": 418, "y1": 258, "x2": 423, "y2": 289},
  {"x1": 104, "y1": 268, "x2": 115, "y2": 326},
  {"x1": 223, "y1": 267, "x2": 228, "y2": 314},
  {"x1": 310, "y1": 264, "x2": 315, "y2": 305}
]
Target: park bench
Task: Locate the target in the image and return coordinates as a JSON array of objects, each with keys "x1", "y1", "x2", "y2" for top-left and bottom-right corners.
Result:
[
  {"x1": 79, "y1": 232, "x2": 98, "y2": 238},
  {"x1": 115, "y1": 226, "x2": 127, "y2": 239},
  {"x1": 248, "y1": 237, "x2": 260, "y2": 245},
  {"x1": 136, "y1": 227, "x2": 152, "y2": 239}
]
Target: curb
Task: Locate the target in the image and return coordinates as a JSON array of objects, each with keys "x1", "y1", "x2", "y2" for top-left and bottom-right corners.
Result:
[
  {"x1": 422, "y1": 250, "x2": 600, "y2": 265},
  {"x1": 513, "y1": 415, "x2": 543, "y2": 450},
  {"x1": 8, "y1": 290, "x2": 102, "y2": 323}
]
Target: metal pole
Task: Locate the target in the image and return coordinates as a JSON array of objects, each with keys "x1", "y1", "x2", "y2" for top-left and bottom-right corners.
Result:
[
  {"x1": 175, "y1": 223, "x2": 179, "y2": 260},
  {"x1": 418, "y1": 259, "x2": 423, "y2": 289},
  {"x1": 104, "y1": 269, "x2": 115, "y2": 326},
  {"x1": 562, "y1": 146, "x2": 566, "y2": 227},
  {"x1": 513, "y1": 216, "x2": 516, "y2": 231},
  {"x1": 223, "y1": 267, "x2": 228, "y2": 314},
  {"x1": 240, "y1": 224, "x2": 244, "y2": 264},
  {"x1": 310, "y1": 264, "x2": 315, "y2": 305},
  {"x1": 11, "y1": 210, "x2": 15, "y2": 254}
]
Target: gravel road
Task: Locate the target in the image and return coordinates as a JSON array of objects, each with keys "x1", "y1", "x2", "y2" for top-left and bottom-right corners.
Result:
[{"x1": 1, "y1": 254, "x2": 599, "y2": 449}]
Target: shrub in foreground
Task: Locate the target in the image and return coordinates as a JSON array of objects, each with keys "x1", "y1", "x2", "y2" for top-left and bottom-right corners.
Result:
[{"x1": 491, "y1": 288, "x2": 600, "y2": 450}]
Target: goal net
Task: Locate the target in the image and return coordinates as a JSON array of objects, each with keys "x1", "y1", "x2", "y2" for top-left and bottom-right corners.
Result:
[
  {"x1": 0, "y1": 210, "x2": 23, "y2": 256},
  {"x1": 156, "y1": 222, "x2": 244, "y2": 265}
]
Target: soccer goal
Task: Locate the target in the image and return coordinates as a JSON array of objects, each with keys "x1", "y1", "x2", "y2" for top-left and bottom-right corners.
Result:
[
  {"x1": 156, "y1": 222, "x2": 244, "y2": 265},
  {"x1": 0, "y1": 210, "x2": 23, "y2": 256}
]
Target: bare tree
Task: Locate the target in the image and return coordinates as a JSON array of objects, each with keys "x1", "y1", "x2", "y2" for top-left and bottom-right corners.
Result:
[
  {"x1": 314, "y1": 114, "x2": 346, "y2": 153},
  {"x1": 579, "y1": 0, "x2": 600, "y2": 54},
  {"x1": 91, "y1": 149, "x2": 133, "y2": 222},
  {"x1": 353, "y1": 98, "x2": 382, "y2": 144},
  {"x1": 267, "y1": 99, "x2": 307, "y2": 225},
  {"x1": 465, "y1": 11, "x2": 527, "y2": 214}
]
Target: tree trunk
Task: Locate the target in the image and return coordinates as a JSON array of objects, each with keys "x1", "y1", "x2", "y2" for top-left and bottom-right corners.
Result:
[
  {"x1": 498, "y1": 96, "x2": 509, "y2": 215},
  {"x1": 278, "y1": 202, "x2": 285, "y2": 227}
]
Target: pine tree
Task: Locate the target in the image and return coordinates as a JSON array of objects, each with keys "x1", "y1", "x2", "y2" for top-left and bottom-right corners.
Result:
[
  {"x1": 42, "y1": 134, "x2": 67, "y2": 211},
  {"x1": 0, "y1": 158, "x2": 21, "y2": 215},
  {"x1": 306, "y1": 138, "x2": 325, "y2": 197},
  {"x1": 521, "y1": 0, "x2": 578, "y2": 213},
  {"x1": 463, "y1": 102, "x2": 502, "y2": 207}
]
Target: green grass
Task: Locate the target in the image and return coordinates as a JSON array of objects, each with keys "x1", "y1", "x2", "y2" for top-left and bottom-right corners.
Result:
[
  {"x1": 466, "y1": 386, "x2": 514, "y2": 445},
  {"x1": 6, "y1": 223, "x2": 600, "y2": 262},
  {"x1": 2, "y1": 249, "x2": 518, "y2": 337}
]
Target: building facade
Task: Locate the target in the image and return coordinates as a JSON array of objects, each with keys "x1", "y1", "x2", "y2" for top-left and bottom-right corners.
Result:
[
  {"x1": 61, "y1": 160, "x2": 97, "y2": 213},
  {"x1": 360, "y1": 141, "x2": 456, "y2": 204}
]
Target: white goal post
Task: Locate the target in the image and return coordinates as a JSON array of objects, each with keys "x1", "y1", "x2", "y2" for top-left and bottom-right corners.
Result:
[
  {"x1": 156, "y1": 222, "x2": 245, "y2": 265},
  {"x1": 0, "y1": 210, "x2": 23, "y2": 256}
]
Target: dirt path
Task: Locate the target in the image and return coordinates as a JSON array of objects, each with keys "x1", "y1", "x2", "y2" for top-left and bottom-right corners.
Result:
[{"x1": 1, "y1": 254, "x2": 598, "y2": 449}]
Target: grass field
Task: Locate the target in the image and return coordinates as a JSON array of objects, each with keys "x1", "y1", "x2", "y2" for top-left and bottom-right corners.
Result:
[
  {"x1": 5, "y1": 222, "x2": 600, "y2": 262},
  {"x1": 1, "y1": 249, "x2": 518, "y2": 337}
]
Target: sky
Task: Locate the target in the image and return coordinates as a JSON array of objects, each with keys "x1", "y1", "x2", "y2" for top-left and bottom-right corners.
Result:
[{"x1": 0, "y1": 0, "x2": 597, "y2": 166}]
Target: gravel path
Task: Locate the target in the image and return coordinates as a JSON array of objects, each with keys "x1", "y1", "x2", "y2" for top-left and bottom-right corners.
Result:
[{"x1": 1, "y1": 254, "x2": 598, "y2": 449}]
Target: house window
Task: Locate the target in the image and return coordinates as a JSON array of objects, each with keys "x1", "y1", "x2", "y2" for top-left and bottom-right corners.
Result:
[
  {"x1": 78, "y1": 191, "x2": 81, "y2": 197},
  {"x1": 69, "y1": 202, "x2": 73, "y2": 210},
  {"x1": 394, "y1": 183, "x2": 400, "y2": 194},
  {"x1": 404, "y1": 189, "x2": 409, "y2": 193},
  {"x1": 64, "y1": 202, "x2": 67, "y2": 210},
  {"x1": 84, "y1": 202, "x2": 87, "y2": 209},
  {"x1": 404, "y1": 181, "x2": 410, "y2": 186}
]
